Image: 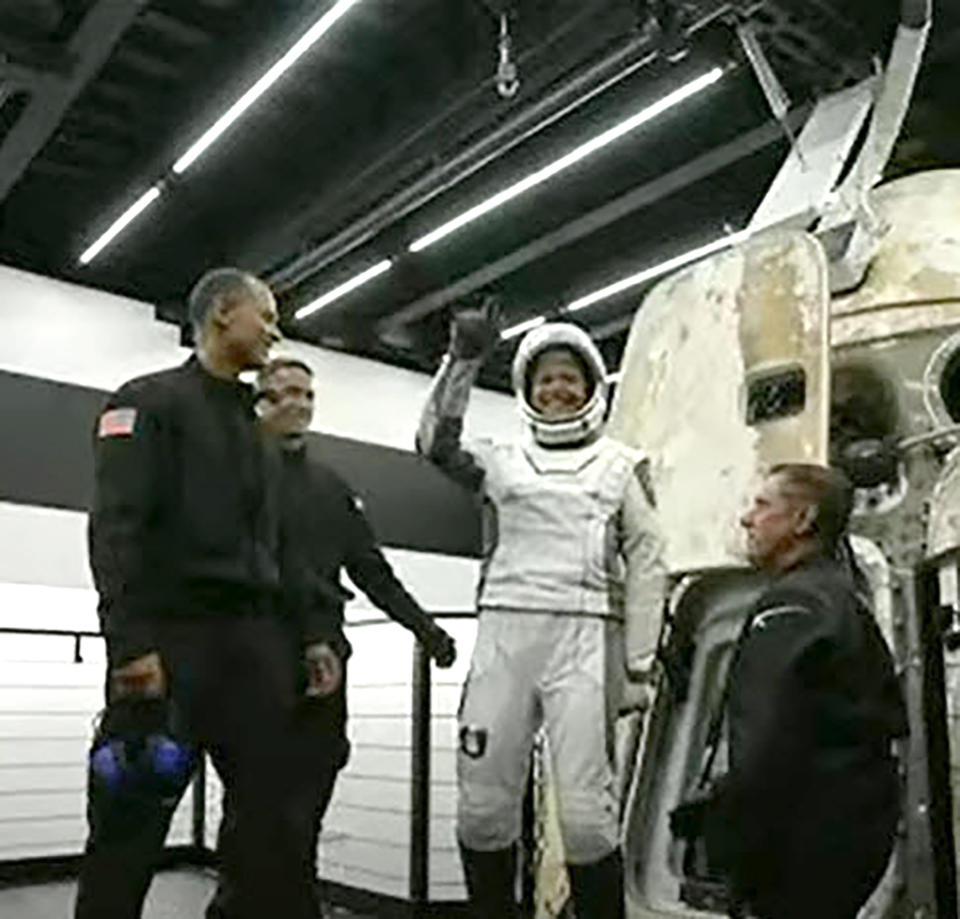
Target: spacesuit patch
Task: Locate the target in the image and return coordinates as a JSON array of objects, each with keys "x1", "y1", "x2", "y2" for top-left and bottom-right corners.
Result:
[{"x1": 459, "y1": 725, "x2": 488, "y2": 759}]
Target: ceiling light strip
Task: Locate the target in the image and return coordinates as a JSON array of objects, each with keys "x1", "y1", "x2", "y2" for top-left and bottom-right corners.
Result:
[
  {"x1": 565, "y1": 228, "x2": 749, "y2": 312},
  {"x1": 500, "y1": 315, "x2": 547, "y2": 340},
  {"x1": 409, "y1": 67, "x2": 725, "y2": 254},
  {"x1": 173, "y1": 0, "x2": 365, "y2": 174},
  {"x1": 498, "y1": 228, "x2": 748, "y2": 341},
  {"x1": 79, "y1": 186, "x2": 162, "y2": 265},
  {"x1": 295, "y1": 258, "x2": 393, "y2": 319},
  {"x1": 78, "y1": 1, "x2": 366, "y2": 264}
]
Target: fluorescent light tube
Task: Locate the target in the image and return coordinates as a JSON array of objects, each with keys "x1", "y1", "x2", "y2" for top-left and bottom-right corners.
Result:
[
  {"x1": 501, "y1": 315, "x2": 547, "y2": 340},
  {"x1": 296, "y1": 258, "x2": 393, "y2": 319},
  {"x1": 78, "y1": 186, "x2": 162, "y2": 265},
  {"x1": 409, "y1": 67, "x2": 724, "y2": 253},
  {"x1": 173, "y1": 0, "x2": 365, "y2": 174},
  {"x1": 565, "y1": 229, "x2": 749, "y2": 312}
]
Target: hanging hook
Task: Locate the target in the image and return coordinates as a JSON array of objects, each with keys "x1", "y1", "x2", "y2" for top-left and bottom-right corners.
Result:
[{"x1": 496, "y1": 12, "x2": 520, "y2": 99}]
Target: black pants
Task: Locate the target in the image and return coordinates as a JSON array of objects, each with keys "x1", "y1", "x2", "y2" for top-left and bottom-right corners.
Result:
[
  {"x1": 207, "y1": 666, "x2": 350, "y2": 918},
  {"x1": 734, "y1": 761, "x2": 900, "y2": 919},
  {"x1": 74, "y1": 613, "x2": 316, "y2": 919}
]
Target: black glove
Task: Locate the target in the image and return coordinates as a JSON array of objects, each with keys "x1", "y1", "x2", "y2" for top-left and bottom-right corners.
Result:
[
  {"x1": 450, "y1": 295, "x2": 501, "y2": 360},
  {"x1": 420, "y1": 622, "x2": 457, "y2": 668}
]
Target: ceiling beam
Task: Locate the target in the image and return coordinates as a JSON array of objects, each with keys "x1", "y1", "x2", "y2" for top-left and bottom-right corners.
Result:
[
  {"x1": 0, "y1": 0, "x2": 147, "y2": 204},
  {"x1": 379, "y1": 108, "x2": 802, "y2": 330},
  {"x1": 0, "y1": 33, "x2": 76, "y2": 77},
  {"x1": 138, "y1": 9, "x2": 212, "y2": 48},
  {"x1": 0, "y1": 57, "x2": 59, "y2": 91},
  {"x1": 267, "y1": 32, "x2": 662, "y2": 289}
]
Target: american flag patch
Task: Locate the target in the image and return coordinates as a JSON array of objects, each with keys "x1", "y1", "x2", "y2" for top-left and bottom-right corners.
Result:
[{"x1": 98, "y1": 407, "x2": 137, "y2": 438}]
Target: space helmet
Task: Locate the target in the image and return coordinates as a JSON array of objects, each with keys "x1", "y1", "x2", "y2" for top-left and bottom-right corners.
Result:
[{"x1": 511, "y1": 322, "x2": 608, "y2": 446}]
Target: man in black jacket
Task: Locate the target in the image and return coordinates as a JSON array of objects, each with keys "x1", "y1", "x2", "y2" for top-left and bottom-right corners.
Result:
[
  {"x1": 208, "y1": 356, "x2": 456, "y2": 917},
  {"x1": 76, "y1": 268, "x2": 319, "y2": 919},
  {"x1": 712, "y1": 463, "x2": 906, "y2": 919}
]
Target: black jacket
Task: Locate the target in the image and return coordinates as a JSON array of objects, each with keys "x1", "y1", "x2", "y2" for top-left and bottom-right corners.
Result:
[
  {"x1": 278, "y1": 441, "x2": 438, "y2": 658},
  {"x1": 719, "y1": 554, "x2": 906, "y2": 898},
  {"x1": 88, "y1": 357, "x2": 282, "y2": 664}
]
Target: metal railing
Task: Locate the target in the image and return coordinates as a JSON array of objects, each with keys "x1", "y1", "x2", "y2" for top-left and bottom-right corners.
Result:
[{"x1": 0, "y1": 612, "x2": 479, "y2": 911}]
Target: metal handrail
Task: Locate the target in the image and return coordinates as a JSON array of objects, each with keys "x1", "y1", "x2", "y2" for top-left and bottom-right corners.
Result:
[
  {"x1": 0, "y1": 626, "x2": 100, "y2": 663},
  {"x1": 0, "y1": 614, "x2": 475, "y2": 904}
]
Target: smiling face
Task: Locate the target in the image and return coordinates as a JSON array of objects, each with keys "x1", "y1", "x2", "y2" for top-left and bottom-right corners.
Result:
[
  {"x1": 529, "y1": 348, "x2": 590, "y2": 419},
  {"x1": 215, "y1": 279, "x2": 280, "y2": 371},
  {"x1": 258, "y1": 364, "x2": 314, "y2": 438}
]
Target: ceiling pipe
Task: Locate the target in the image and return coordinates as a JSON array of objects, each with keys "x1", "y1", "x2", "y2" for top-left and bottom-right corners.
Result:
[
  {"x1": 268, "y1": 33, "x2": 663, "y2": 290},
  {"x1": 270, "y1": 1, "x2": 738, "y2": 293}
]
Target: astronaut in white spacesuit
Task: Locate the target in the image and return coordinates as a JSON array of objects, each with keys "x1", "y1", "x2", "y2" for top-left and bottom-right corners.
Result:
[{"x1": 417, "y1": 302, "x2": 666, "y2": 918}]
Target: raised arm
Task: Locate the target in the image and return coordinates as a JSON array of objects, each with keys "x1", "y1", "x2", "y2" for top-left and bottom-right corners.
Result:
[{"x1": 415, "y1": 298, "x2": 500, "y2": 492}]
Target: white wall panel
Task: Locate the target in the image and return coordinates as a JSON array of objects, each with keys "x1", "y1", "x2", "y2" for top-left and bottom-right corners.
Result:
[
  {"x1": 0, "y1": 265, "x2": 183, "y2": 393},
  {"x1": 0, "y1": 265, "x2": 517, "y2": 451},
  {"x1": 0, "y1": 503, "x2": 93, "y2": 591},
  {"x1": 0, "y1": 581, "x2": 98, "y2": 639},
  {"x1": 343, "y1": 550, "x2": 479, "y2": 619}
]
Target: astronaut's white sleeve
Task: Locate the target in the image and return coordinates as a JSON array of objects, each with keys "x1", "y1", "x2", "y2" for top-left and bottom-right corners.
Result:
[
  {"x1": 620, "y1": 460, "x2": 668, "y2": 679},
  {"x1": 415, "y1": 353, "x2": 487, "y2": 491}
]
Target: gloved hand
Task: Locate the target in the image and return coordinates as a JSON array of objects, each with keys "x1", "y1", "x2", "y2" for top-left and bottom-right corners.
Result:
[
  {"x1": 620, "y1": 656, "x2": 658, "y2": 714},
  {"x1": 450, "y1": 294, "x2": 501, "y2": 361},
  {"x1": 420, "y1": 621, "x2": 457, "y2": 668}
]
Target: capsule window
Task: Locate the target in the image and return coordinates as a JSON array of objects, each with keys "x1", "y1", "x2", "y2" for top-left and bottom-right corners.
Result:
[{"x1": 745, "y1": 367, "x2": 806, "y2": 426}]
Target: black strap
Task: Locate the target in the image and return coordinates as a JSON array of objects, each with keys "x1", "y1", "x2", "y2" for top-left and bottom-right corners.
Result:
[{"x1": 695, "y1": 613, "x2": 756, "y2": 790}]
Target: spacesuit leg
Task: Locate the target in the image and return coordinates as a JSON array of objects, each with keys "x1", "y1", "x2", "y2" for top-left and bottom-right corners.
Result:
[
  {"x1": 543, "y1": 616, "x2": 624, "y2": 918},
  {"x1": 457, "y1": 613, "x2": 541, "y2": 915}
]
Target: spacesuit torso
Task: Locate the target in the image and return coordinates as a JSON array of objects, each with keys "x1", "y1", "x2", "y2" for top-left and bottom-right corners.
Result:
[
  {"x1": 416, "y1": 321, "x2": 665, "y2": 672},
  {"x1": 417, "y1": 319, "x2": 666, "y2": 900},
  {"x1": 471, "y1": 434, "x2": 642, "y2": 618}
]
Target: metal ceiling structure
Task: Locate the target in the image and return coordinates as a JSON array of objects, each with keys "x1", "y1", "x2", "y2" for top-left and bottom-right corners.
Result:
[{"x1": 0, "y1": 0, "x2": 958, "y2": 389}]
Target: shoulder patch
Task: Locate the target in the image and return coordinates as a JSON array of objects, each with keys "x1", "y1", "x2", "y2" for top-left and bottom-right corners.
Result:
[
  {"x1": 98, "y1": 407, "x2": 137, "y2": 438},
  {"x1": 633, "y1": 459, "x2": 656, "y2": 508}
]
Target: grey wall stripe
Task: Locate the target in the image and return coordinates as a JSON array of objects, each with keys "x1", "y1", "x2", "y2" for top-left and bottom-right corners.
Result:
[{"x1": 0, "y1": 369, "x2": 481, "y2": 558}]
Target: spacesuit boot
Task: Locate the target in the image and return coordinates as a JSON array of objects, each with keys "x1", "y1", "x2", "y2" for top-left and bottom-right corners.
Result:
[
  {"x1": 459, "y1": 844, "x2": 522, "y2": 919},
  {"x1": 567, "y1": 850, "x2": 625, "y2": 919}
]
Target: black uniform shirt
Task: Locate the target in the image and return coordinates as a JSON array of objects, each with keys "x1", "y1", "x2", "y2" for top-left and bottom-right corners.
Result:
[
  {"x1": 88, "y1": 356, "x2": 282, "y2": 664},
  {"x1": 279, "y1": 441, "x2": 436, "y2": 658},
  {"x1": 723, "y1": 554, "x2": 907, "y2": 875}
]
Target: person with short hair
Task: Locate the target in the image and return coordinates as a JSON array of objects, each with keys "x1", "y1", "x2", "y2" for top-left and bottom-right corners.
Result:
[
  {"x1": 417, "y1": 302, "x2": 666, "y2": 919},
  {"x1": 76, "y1": 268, "x2": 321, "y2": 919},
  {"x1": 207, "y1": 356, "x2": 456, "y2": 917},
  {"x1": 710, "y1": 463, "x2": 907, "y2": 919}
]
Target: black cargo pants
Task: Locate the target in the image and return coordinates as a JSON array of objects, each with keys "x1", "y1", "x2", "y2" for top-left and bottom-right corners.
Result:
[
  {"x1": 74, "y1": 611, "x2": 316, "y2": 919},
  {"x1": 207, "y1": 655, "x2": 351, "y2": 918}
]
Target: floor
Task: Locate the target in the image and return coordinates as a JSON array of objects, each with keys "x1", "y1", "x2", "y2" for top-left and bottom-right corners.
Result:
[{"x1": 0, "y1": 869, "x2": 370, "y2": 918}]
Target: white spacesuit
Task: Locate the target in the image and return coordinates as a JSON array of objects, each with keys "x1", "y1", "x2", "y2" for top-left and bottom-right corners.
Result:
[{"x1": 417, "y1": 313, "x2": 666, "y2": 918}]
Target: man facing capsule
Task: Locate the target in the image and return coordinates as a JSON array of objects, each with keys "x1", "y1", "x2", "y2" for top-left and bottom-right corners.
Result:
[{"x1": 417, "y1": 300, "x2": 667, "y2": 919}]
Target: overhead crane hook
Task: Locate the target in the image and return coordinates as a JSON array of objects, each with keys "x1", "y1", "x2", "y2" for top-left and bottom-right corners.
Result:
[{"x1": 496, "y1": 12, "x2": 520, "y2": 99}]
